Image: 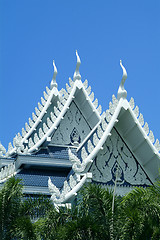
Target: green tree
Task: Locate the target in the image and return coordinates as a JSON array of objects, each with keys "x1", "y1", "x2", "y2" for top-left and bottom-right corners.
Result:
[
  {"x1": 0, "y1": 177, "x2": 52, "y2": 240},
  {"x1": 120, "y1": 183, "x2": 160, "y2": 240}
]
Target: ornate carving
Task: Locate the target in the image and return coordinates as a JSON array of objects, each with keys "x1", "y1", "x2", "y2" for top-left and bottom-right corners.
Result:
[
  {"x1": 138, "y1": 113, "x2": 144, "y2": 126},
  {"x1": 63, "y1": 89, "x2": 69, "y2": 100},
  {"x1": 29, "y1": 118, "x2": 34, "y2": 127},
  {"x1": 34, "y1": 133, "x2": 39, "y2": 144},
  {"x1": 50, "y1": 112, "x2": 57, "y2": 122},
  {"x1": 48, "y1": 177, "x2": 61, "y2": 203},
  {"x1": 41, "y1": 97, "x2": 46, "y2": 106},
  {"x1": 90, "y1": 128, "x2": 151, "y2": 187},
  {"x1": 93, "y1": 98, "x2": 98, "y2": 108},
  {"x1": 32, "y1": 112, "x2": 37, "y2": 122},
  {"x1": 39, "y1": 128, "x2": 44, "y2": 139},
  {"x1": 93, "y1": 133, "x2": 99, "y2": 146},
  {"x1": 87, "y1": 140, "x2": 94, "y2": 154},
  {"x1": 43, "y1": 123, "x2": 48, "y2": 134},
  {"x1": 69, "y1": 175, "x2": 77, "y2": 189},
  {"x1": 70, "y1": 128, "x2": 81, "y2": 145},
  {"x1": 143, "y1": 122, "x2": 149, "y2": 135},
  {"x1": 46, "y1": 86, "x2": 51, "y2": 95},
  {"x1": 0, "y1": 143, "x2": 6, "y2": 156},
  {"x1": 112, "y1": 95, "x2": 118, "y2": 106},
  {"x1": 117, "y1": 60, "x2": 127, "y2": 100},
  {"x1": 57, "y1": 101, "x2": 63, "y2": 111},
  {"x1": 68, "y1": 149, "x2": 86, "y2": 173},
  {"x1": 51, "y1": 102, "x2": 90, "y2": 145},
  {"x1": 81, "y1": 147, "x2": 88, "y2": 162},
  {"x1": 28, "y1": 138, "x2": 34, "y2": 148},
  {"x1": 97, "y1": 105, "x2": 102, "y2": 115},
  {"x1": 129, "y1": 97, "x2": 135, "y2": 110},
  {"x1": 25, "y1": 122, "x2": 30, "y2": 132},
  {"x1": 109, "y1": 102, "x2": 115, "y2": 114},
  {"x1": 86, "y1": 86, "x2": 91, "y2": 95},
  {"x1": 69, "y1": 77, "x2": 74, "y2": 87},
  {"x1": 61, "y1": 97, "x2": 67, "y2": 106},
  {"x1": 149, "y1": 130, "x2": 155, "y2": 143},
  {"x1": 66, "y1": 83, "x2": 72, "y2": 94},
  {"x1": 35, "y1": 107, "x2": 40, "y2": 117},
  {"x1": 47, "y1": 117, "x2": 52, "y2": 128},
  {"x1": 73, "y1": 51, "x2": 81, "y2": 81},
  {"x1": 38, "y1": 102, "x2": 43, "y2": 111},
  {"x1": 106, "y1": 110, "x2": 112, "y2": 122},
  {"x1": 54, "y1": 106, "x2": 60, "y2": 117},
  {"x1": 83, "y1": 79, "x2": 88, "y2": 89},
  {"x1": 22, "y1": 128, "x2": 27, "y2": 137},
  {"x1": 35, "y1": 107, "x2": 41, "y2": 117},
  {"x1": 97, "y1": 125, "x2": 103, "y2": 139},
  {"x1": 8, "y1": 142, "x2": 14, "y2": 152},
  {"x1": 89, "y1": 92, "x2": 94, "y2": 102},
  {"x1": 101, "y1": 118, "x2": 108, "y2": 131},
  {"x1": 0, "y1": 162, "x2": 16, "y2": 181},
  {"x1": 154, "y1": 139, "x2": 160, "y2": 152},
  {"x1": 133, "y1": 106, "x2": 139, "y2": 118},
  {"x1": 17, "y1": 132, "x2": 22, "y2": 141},
  {"x1": 43, "y1": 91, "x2": 49, "y2": 101},
  {"x1": 50, "y1": 60, "x2": 58, "y2": 89}
]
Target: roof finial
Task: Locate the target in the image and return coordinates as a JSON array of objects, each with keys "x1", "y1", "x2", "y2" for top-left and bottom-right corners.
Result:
[
  {"x1": 73, "y1": 50, "x2": 81, "y2": 81},
  {"x1": 117, "y1": 60, "x2": 127, "y2": 100},
  {"x1": 50, "y1": 60, "x2": 58, "y2": 89}
]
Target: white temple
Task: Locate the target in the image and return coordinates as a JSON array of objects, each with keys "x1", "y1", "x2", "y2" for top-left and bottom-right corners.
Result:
[{"x1": 0, "y1": 52, "x2": 160, "y2": 205}]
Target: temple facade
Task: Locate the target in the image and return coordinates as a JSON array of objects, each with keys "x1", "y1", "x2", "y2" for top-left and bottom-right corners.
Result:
[{"x1": 0, "y1": 52, "x2": 160, "y2": 205}]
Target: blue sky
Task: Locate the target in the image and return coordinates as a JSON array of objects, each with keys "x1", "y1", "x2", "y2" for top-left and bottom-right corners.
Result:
[{"x1": 0, "y1": 0, "x2": 160, "y2": 149}]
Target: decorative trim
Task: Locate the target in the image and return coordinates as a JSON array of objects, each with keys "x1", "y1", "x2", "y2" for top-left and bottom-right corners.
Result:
[{"x1": 48, "y1": 172, "x2": 92, "y2": 204}]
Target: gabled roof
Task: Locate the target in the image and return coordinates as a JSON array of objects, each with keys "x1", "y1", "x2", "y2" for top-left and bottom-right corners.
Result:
[
  {"x1": 48, "y1": 60, "x2": 160, "y2": 204},
  {"x1": 0, "y1": 51, "x2": 102, "y2": 158}
]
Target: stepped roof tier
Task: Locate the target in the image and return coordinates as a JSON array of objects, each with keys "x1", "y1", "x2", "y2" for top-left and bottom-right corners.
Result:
[{"x1": 0, "y1": 52, "x2": 160, "y2": 204}]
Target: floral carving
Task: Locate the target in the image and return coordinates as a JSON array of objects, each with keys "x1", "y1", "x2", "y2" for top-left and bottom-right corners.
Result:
[
  {"x1": 83, "y1": 79, "x2": 88, "y2": 89},
  {"x1": 129, "y1": 97, "x2": 135, "y2": 110}
]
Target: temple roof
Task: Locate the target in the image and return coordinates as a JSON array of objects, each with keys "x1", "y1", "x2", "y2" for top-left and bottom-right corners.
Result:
[{"x1": 0, "y1": 53, "x2": 160, "y2": 203}]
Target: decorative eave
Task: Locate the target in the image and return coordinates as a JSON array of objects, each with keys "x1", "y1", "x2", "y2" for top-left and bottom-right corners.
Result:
[
  {"x1": 27, "y1": 78, "x2": 102, "y2": 153},
  {"x1": 5, "y1": 60, "x2": 60, "y2": 157},
  {"x1": 71, "y1": 95, "x2": 160, "y2": 183},
  {"x1": 48, "y1": 93, "x2": 160, "y2": 204},
  {"x1": 3, "y1": 52, "x2": 102, "y2": 157},
  {"x1": 48, "y1": 172, "x2": 92, "y2": 204}
]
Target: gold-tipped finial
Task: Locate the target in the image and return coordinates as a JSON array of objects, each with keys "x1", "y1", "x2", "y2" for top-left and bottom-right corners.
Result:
[
  {"x1": 50, "y1": 60, "x2": 58, "y2": 89},
  {"x1": 117, "y1": 60, "x2": 127, "y2": 100},
  {"x1": 73, "y1": 50, "x2": 81, "y2": 81}
]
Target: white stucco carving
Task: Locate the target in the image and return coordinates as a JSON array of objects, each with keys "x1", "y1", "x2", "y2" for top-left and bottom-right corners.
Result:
[
  {"x1": 93, "y1": 98, "x2": 98, "y2": 108},
  {"x1": 0, "y1": 142, "x2": 6, "y2": 156},
  {"x1": 89, "y1": 92, "x2": 94, "y2": 101},
  {"x1": 41, "y1": 97, "x2": 46, "y2": 106},
  {"x1": 86, "y1": 86, "x2": 91, "y2": 95},
  {"x1": 73, "y1": 50, "x2": 81, "y2": 81},
  {"x1": 51, "y1": 102, "x2": 91, "y2": 145},
  {"x1": 43, "y1": 91, "x2": 49, "y2": 101},
  {"x1": 25, "y1": 122, "x2": 30, "y2": 132},
  {"x1": 35, "y1": 107, "x2": 40, "y2": 117},
  {"x1": 117, "y1": 60, "x2": 127, "y2": 100},
  {"x1": 129, "y1": 97, "x2": 135, "y2": 110},
  {"x1": 149, "y1": 130, "x2": 155, "y2": 143},
  {"x1": 133, "y1": 106, "x2": 139, "y2": 118},
  {"x1": 83, "y1": 79, "x2": 88, "y2": 89},
  {"x1": 32, "y1": 112, "x2": 38, "y2": 122},
  {"x1": 90, "y1": 128, "x2": 151, "y2": 186},
  {"x1": 93, "y1": 133, "x2": 99, "y2": 146},
  {"x1": 38, "y1": 102, "x2": 43, "y2": 112},
  {"x1": 50, "y1": 60, "x2": 58, "y2": 89}
]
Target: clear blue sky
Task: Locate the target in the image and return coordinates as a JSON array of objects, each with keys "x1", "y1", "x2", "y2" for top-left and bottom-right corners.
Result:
[{"x1": 0, "y1": 0, "x2": 160, "y2": 149}]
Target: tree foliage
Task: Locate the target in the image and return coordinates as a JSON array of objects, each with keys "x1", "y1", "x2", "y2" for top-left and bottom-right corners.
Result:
[{"x1": 0, "y1": 177, "x2": 160, "y2": 239}]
